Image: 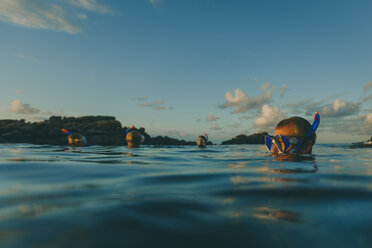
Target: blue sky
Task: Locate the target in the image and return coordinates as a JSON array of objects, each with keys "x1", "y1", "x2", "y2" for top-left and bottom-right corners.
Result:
[{"x1": 0, "y1": 0, "x2": 371, "y2": 143}]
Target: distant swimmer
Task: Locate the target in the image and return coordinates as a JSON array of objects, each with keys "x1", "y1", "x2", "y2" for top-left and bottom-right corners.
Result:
[
  {"x1": 196, "y1": 133, "x2": 208, "y2": 148},
  {"x1": 61, "y1": 128, "x2": 88, "y2": 147},
  {"x1": 264, "y1": 112, "x2": 320, "y2": 155},
  {"x1": 126, "y1": 126, "x2": 144, "y2": 148}
]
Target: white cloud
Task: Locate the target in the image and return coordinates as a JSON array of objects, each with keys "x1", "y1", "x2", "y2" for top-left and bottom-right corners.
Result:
[
  {"x1": 77, "y1": 13, "x2": 87, "y2": 20},
  {"x1": 231, "y1": 122, "x2": 240, "y2": 128},
  {"x1": 283, "y1": 93, "x2": 346, "y2": 115},
  {"x1": 68, "y1": 0, "x2": 115, "y2": 15},
  {"x1": 27, "y1": 116, "x2": 48, "y2": 121},
  {"x1": 320, "y1": 98, "x2": 360, "y2": 117},
  {"x1": 363, "y1": 81, "x2": 372, "y2": 91},
  {"x1": 41, "y1": 111, "x2": 57, "y2": 116},
  {"x1": 261, "y1": 82, "x2": 270, "y2": 91},
  {"x1": 163, "y1": 130, "x2": 191, "y2": 138},
  {"x1": 329, "y1": 113, "x2": 372, "y2": 136},
  {"x1": 365, "y1": 113, "x2": 372, "y2": 123},
  {"x1": 0, "y1": 0, "x2": 81, "y2": 34},
  {"x1": 363, "y1": 94, "x2": 372, "y2": 102},
  {"x1": 280, "y1": 84, "x2": 287, "y2": 97},
  {"x1": 138, "y1": 99, "x2": 167, "y2": 111},
  {"x1": 206, "y1": 112, "x2": 219, "y2": 122},
  {"x1": 210, "y1": 123, "x2": 222, "y2": 130},
  {"x1": 238, "y1": 115, "x2": 254, "y2": 121},
  {"x1": 353, "y1": 113, "x2": 372, "y2": 135},
  {"x1": 220, "y1": 88, "x2": 272, "y2": 113},
  {"x1": 0, "y1": 0, "x2": 114, "y2": 34},
  {"x1": 284, "y1": 98, "x2": 319, "y2": 114},
  {"x1": 365, "y1": 113, "x2": 372, "y2": 129},
  {"x1": 254, "y1": 104, "x2": 286, "y2": 131},
  {"x1": 10, "y1": 100, "x2": 40, "y2": 114}
]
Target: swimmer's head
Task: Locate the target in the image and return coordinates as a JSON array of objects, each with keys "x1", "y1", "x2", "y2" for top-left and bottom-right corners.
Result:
[
  {"x1": 67, "y1": 133, "x2": 88, "y2": 147},
  {"x1": 266, "y1": 113, "x2": 319, "y2": 155},
  {"x1": 196, "y1": 133, "x2": 208, "y2": 148},
  {"x1": 62, "y1": 129, "x2": 87, "y2": 147},
  {"x1": 126, "y1": 126, "x2": 143, "y2": 148}
]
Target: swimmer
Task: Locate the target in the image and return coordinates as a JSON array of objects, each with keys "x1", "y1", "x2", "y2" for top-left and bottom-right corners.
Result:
[
  {"x1": 61, "y1": 128, "x2": 88, "y2": 147},
  {"x1": 196, "y1": 133, "x2": 208, "y2": 148},
  {"x1": 265, "y1": 112, "x2": 320, "y2": 155},
  {"x1": 125, "y1": 126, "x2": 144, "y2": 148}
]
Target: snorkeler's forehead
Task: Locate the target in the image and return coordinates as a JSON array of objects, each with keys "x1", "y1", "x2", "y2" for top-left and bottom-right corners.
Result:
[{"x1": 273, "y1": 124, "x2": 302, "y2": 137}]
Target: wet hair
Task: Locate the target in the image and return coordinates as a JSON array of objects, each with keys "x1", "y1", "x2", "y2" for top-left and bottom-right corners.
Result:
[
  {"x1": 70, "y1": 133, "x2": 83, "y2": 139},
  {"x1": 126, "y1": 130, "x2": 142, "y2": 147},
  {"x1": 196, "y1": 135, "x2": 207, "y2": 147},
  {"x1": 275, "y1": 116, "x2": 316, "y2": 144}
]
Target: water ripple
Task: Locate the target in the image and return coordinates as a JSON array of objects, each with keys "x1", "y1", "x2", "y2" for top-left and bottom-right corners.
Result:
[{"x1": 0, "y1": 144, "x2": 371, "y2": 248}]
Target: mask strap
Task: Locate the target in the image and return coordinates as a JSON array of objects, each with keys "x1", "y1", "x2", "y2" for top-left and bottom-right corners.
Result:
[{"x1": 265, "y1": 135, "x2": 273, "y2": 152}]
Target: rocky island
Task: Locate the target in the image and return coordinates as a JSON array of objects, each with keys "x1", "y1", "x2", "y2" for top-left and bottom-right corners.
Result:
[
  {"x1": 221, "y1": 132, "x2": 268, "y2": 145},
  {"x1": 350, "y1": 136, "x2": 372, "y2": 148},
  {"x1": 0, "y1": 116, "x2": 209, "y2": 146},
  {"x1": 0, "y1": 116, "x2": 127, "y2": 146},
  {"x1": 0, "y1": 116, "x2": 271, "y2": 146}
]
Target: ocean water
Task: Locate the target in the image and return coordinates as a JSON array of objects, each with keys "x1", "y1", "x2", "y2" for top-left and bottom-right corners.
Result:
[{"x1": 0, "y1": 143, "x2": 371, "y2": 248}]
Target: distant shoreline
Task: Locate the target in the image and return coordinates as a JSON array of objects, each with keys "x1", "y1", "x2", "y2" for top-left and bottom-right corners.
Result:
[
  {"x1": 2, "y1": 116, "x2": 370, "y2": 147},
  {"x1": 0, "y1": 116, "x2": 265, "y2": 146}
]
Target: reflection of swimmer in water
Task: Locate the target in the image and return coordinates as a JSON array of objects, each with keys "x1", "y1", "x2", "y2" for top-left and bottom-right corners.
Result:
[
  {"x1": 61, "y1": 128, "x2": 88, "y2": 147},
  {"x1": 196, "y1": 133, "x2": 208, "y2": 148},
  {"x1": 265, "y1": 112, "x2": 320, "y2": 155},
  {"x1": 125, "y1": 126, "x2": 144, "y2": 148}
]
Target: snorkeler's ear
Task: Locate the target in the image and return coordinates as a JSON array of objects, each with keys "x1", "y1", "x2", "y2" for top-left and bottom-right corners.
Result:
[{"x1": 301, "y1": 140, "x2": 314, "y2": 154}]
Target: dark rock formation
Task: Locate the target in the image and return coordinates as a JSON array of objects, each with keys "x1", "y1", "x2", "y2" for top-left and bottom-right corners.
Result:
[
  {"x1": 0, "y1": 116, "x2": 144, "y2": 146},
  {"x1": 221, "y1": 132, "x2": 268, "y2": 145},
  {"x1": 148, "y1": 136, "x2": 196, "y2": 146},
  {"x1": 0, "y1": 116, "x2": 210, "y2": 146},
  {"x1": 122, "y1": 127, "x2": 213, "y2": 146},
  {"x1": 350, "y1": 136, "x2": 372, "y2": 148}
]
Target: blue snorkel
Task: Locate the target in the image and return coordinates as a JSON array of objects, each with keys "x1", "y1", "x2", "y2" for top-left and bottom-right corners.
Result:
[
  {"x1": 305, "y1": 112, "x2": 320, "y2": 137},
  {"x1": 291, "y1": 112, "x2": 320, "y2": 153},
  {"x1": 203, "y1": 133, "x2": 208, "y2": 142},
  {"x1": 265, "y1": 112, "x2": 320, "y2": 154}
]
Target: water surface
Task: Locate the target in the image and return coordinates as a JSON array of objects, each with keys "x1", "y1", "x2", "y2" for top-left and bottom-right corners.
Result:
[{"x1": 0, "y1": 144, "x2": 371, "y2": 247}]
